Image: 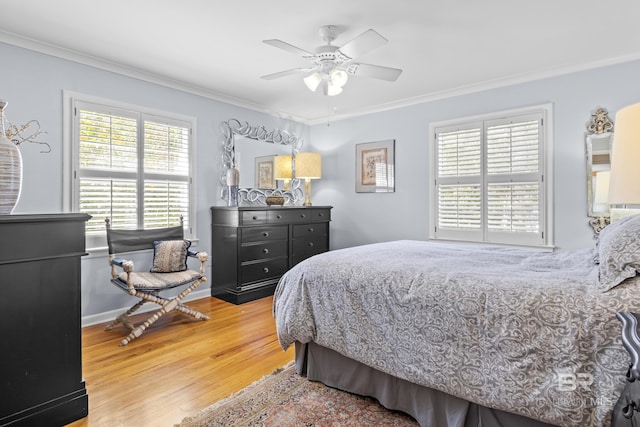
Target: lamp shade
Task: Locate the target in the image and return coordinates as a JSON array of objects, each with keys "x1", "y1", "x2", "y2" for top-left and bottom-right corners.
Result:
[
  {"x1": 296, "y1": 152, "x2": 322, "y2": 179},
  {"x1": 274, "y1": 155, "x2": 292, "y2": 179},
  {"x1": 330, "y1": 69, "x2": 348, "y2": 87},
  {"x1": 325, "y1": 82, "x2": 343, "y2": 96},
  {"x1": 609, "y1": 103, "x2": 640, "y2": 205},
  {"x1": 304, "y1": 73, "x2": 322, "y2": 92}
]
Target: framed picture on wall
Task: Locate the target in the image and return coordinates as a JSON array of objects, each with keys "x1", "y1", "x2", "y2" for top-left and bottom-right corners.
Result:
[
  {"x1": 255, "y1": 155, "x2": 276, "y2": 189},
  {"x1": 356, "y1": 140, "x2": 395, "y2": 193}
]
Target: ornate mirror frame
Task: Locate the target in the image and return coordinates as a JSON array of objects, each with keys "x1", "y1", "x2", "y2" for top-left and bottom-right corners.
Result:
[
  {"x1": 585, "y1": 107, "x2": 614, "y2": 234},
  {"x1": 220, "y1": 119, "x2": 304, "y2": 205}
]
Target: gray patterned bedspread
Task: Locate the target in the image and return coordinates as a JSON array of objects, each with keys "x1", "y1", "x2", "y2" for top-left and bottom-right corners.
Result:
[{"x1": 273, "y1": 240, "x2": 640, "y2": 427}]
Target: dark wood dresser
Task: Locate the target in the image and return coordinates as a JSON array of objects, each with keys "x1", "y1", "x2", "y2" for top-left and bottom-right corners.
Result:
[
  {"x1": 210, "y1": 206, "x2": 332, "y2": 304},
  {"x1": 0, "y1": 213, "x2": 90, "y2": 427}
]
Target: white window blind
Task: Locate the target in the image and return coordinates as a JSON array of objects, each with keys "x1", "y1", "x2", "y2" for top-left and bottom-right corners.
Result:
[
  {"x1": 437, "y1": 127, "x2": 481, "y2": 177},
  {"x1": 434, "y1": 123, "x2": 484, "y2": 241},
  {"x1": 432, "y1": 110, "x2": 547, "y2": 246},
  {"x1": 72, "y1": 99, "x2": 194, "y2": 244},
  {"x1": 486, "y1": 117, "x2": 541, "y2": 241},
  {"x1": 437, "y1": 184, "x2": 482, "y2": 230}
]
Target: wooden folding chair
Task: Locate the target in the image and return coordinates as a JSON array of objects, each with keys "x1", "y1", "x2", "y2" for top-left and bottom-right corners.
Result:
[{"x1": 105, "y1": 217, "x2": 209, "y2": 346}]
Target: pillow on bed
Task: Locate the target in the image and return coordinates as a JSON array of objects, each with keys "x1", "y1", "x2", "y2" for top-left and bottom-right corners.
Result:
[
  {"x1": 150, "y1": 239, "x2": 191, "y2": 273},
  {"x1": 596, "y1": 213, "x2": 640, "y2": 291}
]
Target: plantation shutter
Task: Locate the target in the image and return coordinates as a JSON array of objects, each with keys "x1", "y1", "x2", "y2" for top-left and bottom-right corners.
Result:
[
  {"x1": 434, "y1": 123, "x2": 483, "y2": 241},
  {"x1": 144, "y1": 120, "x2": 190, "y2": 175},
  {"x1": 433, "y1": 111, "x2": 545, "y2": 246},
  {"x1": 77, "y1": 106, "x2": 139, "y2": 233},
  {"x1": 74, "y1": 100, "x2": 193, "y2": 241},
  {"x1": 142, "y1": 119, "x2": 191, "y2": 229},
  {"x1": 485, "y1": 114, "x2": 543, "y2": 245}
]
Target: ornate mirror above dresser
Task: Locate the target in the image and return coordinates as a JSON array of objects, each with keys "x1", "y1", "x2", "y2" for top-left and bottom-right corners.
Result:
[
  {"x1": 585, "y1": 107, "x2": 614, "y2": 234},
  {"x1": 220, "y1": 119, "x2": 304, "y2": 205}
]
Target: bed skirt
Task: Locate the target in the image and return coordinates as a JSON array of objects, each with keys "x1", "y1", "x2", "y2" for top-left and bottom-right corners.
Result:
[{"x1": 295, "y1": 341, "x2": 557, "y2": 427}]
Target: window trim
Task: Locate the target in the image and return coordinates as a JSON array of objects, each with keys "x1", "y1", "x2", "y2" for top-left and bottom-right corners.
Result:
[
  {"x1": 62, "y1": 91, "x2": 198, "y2": 250},
  {"x1": 428, "y1": 103, "x2": 554, "y2": 248}
]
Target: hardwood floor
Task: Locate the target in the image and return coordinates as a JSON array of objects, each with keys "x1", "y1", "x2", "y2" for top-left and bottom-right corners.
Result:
[{"x1": 67, "y1": 296, "x2": 294, "y2": 427}]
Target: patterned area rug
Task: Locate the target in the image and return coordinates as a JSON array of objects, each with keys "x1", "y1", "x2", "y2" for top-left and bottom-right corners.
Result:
[{"x1": 176, "y1": 362, "x2": 418, "y2": 427}]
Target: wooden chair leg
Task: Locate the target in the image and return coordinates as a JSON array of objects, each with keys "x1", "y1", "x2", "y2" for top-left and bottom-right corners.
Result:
[
  {"x1": 119, "y1": 306, "x2": 167, "y2": 346},
  {"x1": 105, "y1": 299, "x2": 147, "y2": 331},
  {"x1": 171, "y1": 279, "x2": 209, "y2": 320},
  {"x1": 118, "y1": 282, "x2": 206, "y2": 345},
  {"x1": 175, "y1": 303, "x2": 210, "y2": 320}
]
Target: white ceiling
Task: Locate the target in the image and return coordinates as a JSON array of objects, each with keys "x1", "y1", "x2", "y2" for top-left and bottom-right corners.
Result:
[{"x1": 1, "y1": 0, "x2": 640, "y2": 124}]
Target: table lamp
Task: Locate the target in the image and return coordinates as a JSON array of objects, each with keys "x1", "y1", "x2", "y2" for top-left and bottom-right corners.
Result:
[
  {"x1": 295, "y1": 152, "x2": 321, "y2": 206},
  {"x1": 274, "y1": 155, "x2": 292, "y2": 190},
  {"x1": 608, "y1": 102, "x2": 640, "y2": 221}
]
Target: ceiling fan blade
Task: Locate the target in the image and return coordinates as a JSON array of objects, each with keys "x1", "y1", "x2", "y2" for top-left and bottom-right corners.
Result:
[
  {"x1": 261, "y1": 68, "x2": 313, "y2": 80},
  {"x1": 346, "y1": 63, "x2": 403, "y2": 82},
  {"x1": 263, "y1": 39, "x2": 314, "y2": 57},
  {"x1": 338, "y1": 29, "x2": 387, "y2": 60}
]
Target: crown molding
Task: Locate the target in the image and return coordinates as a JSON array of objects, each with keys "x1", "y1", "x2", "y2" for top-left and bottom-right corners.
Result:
[
  {"x1": 306, "y1": 52, "x2": 640, "y2": 125},
  {"x1": 3, "y1": 29, "x2": 640, "y2": 127},
  {"x1": 0, "y1": 30, "x2": 312, "y2": 124}
]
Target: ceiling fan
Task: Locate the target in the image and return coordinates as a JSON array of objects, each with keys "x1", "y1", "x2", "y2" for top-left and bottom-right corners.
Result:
[{"x1": 261, "y1": 25, "x2": 403, "y2": 96}]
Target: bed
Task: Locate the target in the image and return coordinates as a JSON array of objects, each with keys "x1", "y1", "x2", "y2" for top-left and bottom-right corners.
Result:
[{"x1": 273, "y1": 214, "x2": 640, "y2": 427}]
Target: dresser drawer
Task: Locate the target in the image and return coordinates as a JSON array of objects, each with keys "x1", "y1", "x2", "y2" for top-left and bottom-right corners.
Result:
[
  {"x1": 241, "y1": 210, "x2": 268, "y2": 225},
  {"x1": 241, "y1": 225, "x2": 287, "y2": 243},
  {"x1": 241, "y1": 240, "x2": 288, "y2": 262},
  {"x1": 292, "y1": 222, "x2": 328, "y2": 238},
  {"x1": 269, "y1": 209, "x2": 313, "y2": 224},
  {"x1": 292, "y1": 235, "x2": 328, "y2": 257},
  {"x1": 312, "y1": 208, "x2": 331, "y2": 222},
  {"x1": 241, "y1": 258, "x2": 289, "y2": 284}
]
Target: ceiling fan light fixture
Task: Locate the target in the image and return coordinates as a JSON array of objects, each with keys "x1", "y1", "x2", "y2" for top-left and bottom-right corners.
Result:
[
  {"x1": 330, "y1": 68, "x2": 348, "y2": 88},
  {"x1": 304, "y1": 72, "x2": 323, "y2": 92},
  {"x1": 326, "y1": 81, "x2": 343, "y2": 96},
  {"x1": 263, "y1": 25, "x2": 402, "y2": 97}
]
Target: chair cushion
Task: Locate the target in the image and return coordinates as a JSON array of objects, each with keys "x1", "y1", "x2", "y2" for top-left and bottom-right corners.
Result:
[
  {"x1": 150, "y1": 239, "x2": 191, "y2": 273},
  {"x1": 115, "y1": 269, "x2": 203, "y2": 290}
]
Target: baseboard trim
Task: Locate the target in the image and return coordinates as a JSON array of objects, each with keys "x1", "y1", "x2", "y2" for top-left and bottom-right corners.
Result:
[{"x1": 81, "y1": 289, "x2": 211, "y2": 327}]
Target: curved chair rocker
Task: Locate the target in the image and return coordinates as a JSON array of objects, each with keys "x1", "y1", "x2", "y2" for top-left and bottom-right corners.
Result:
[{"x1": 105, "y1": 217, "x2": 209, "y2": 346}]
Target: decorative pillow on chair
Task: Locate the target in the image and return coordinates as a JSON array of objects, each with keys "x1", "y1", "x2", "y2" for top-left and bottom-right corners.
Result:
[
  {"x1": 596, "y1": 213, "x2": 640, "y2": 291},
  {"x1": 150, "y1": 240, "x2": 191, "y2": 273}
]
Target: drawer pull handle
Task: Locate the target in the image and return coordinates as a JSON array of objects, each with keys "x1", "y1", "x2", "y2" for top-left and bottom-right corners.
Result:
[
  {"x1": 263, "y1": 267, "x2": 269, "y2": 274},
  {"x1": 308, "y1": 242, "x2": 314, "y2": 247},
  {"x1": 277, "y1": 214, "x2": 282, "y2": 219},
  {"x1": 252, "y1": 215, "x2": 258, "y2": 220},
  {"x1": 300, "y1": 213, "x2": 306, "y2": 218},
  {"x1": 263, "y1": 231, "x2": 269, "y2": 237},
  {"x1": 308, "y1": 228, "x2": 314, "y2": 233},
  {"x1": 318, "y1": 212, "x2": 324, "y2": 217},
  {"x1": 263, "y1": 248, "x2": 269, "y2": 254}
]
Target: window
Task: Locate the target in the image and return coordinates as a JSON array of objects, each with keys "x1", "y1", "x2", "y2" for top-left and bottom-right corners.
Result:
[
  {"x1": 429, "y1": 105, "x2": 552, "y2": 247},
  {"x1": 69, "y1": 97, "x2": 195, "y2": 248}
]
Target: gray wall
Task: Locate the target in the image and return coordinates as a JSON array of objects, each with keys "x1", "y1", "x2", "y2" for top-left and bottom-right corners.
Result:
[
  {"x1": 0, "y1": 42, "x2": 307, "y2": 323},
  {"x1": 3, "y1": 40, "x2": 640, "y2": 323},
  {"x1": 308, "y1": 60, "x2": 640, "y2": 251}
]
